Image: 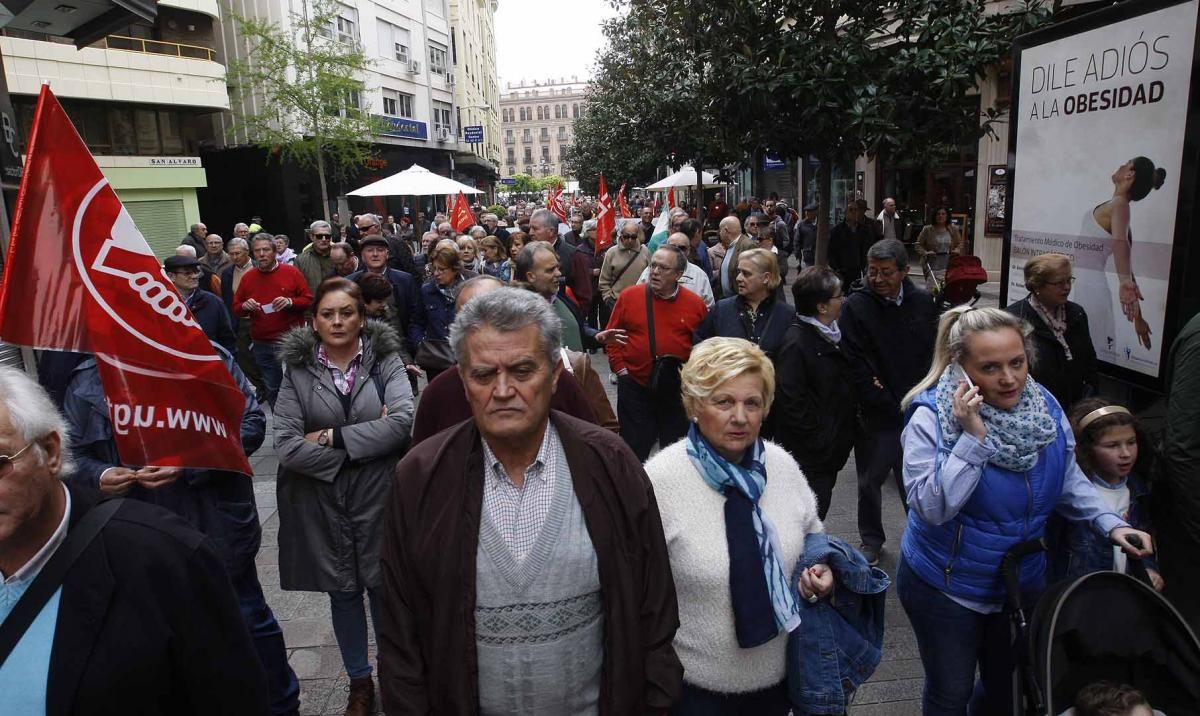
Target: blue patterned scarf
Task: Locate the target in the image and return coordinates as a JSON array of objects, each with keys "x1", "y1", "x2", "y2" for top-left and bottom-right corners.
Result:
[
  {"x1": 933, "y1": 366, "x2": 1057, "y2": 472},
  {"x1": 686, "y1": 423, "x2": 801, "y2": 646}
]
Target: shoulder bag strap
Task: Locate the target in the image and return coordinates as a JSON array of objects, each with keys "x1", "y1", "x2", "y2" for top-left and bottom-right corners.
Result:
[
  {"x1": 611, "y1": 251, "x2": 641, "y2": 284},
  {"x1": 0, "y1": 498, "x2": 123, "y2": 666},
  {"x1": 645, "y1": 283, "x2": 657, "y2": 362}
]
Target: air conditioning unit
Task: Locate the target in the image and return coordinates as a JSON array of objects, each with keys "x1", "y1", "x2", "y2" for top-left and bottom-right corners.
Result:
[
  {"x1": 436, "y1": 127, "x2": 451, "y2": 142},
  {"x1": 446, "y1": 72, "x2": 456, "y2": 85},
  {"x1": 409, "y1": 60, "x2": 421, "y2": 74}
]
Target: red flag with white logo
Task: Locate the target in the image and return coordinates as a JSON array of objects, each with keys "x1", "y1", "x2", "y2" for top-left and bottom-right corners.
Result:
[
  {"x1": 450, "y1": 191, "x2": 474, "y2": 232},
  {"x1": 596, "y1": 174, "x2": 616, "y2": 253},
  {"x1": 548, "y1": 182, "x2": 569, "y2": 221},
  {"x1": 0, "y1": 86, "x2": 252, "y2": 474}
]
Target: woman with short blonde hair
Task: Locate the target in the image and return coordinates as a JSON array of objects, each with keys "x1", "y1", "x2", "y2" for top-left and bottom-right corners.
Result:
[
  {"x1": 693, "y1": 248, "x2": 791, "y2": 360},
  {"x1": 645, "y1": 337, "x2": 829, "y2": 714}
]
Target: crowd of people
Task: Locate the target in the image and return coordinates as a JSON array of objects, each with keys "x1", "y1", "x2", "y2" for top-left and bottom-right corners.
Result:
[{"x1": 2, "y1": 184, "x2": 1197, "y2": 716}]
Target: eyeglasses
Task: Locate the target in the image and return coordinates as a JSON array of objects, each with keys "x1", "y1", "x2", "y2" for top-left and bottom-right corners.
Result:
[
  {"x1": 313, "y1": 233, "x2": 333, "y2": 239},
  {"x1": 0, "y1": 442, "x2": 33, "y2": 478},
  {"x1": 1045, "y1": 277, "x2": 1076, "y2": 287},
  {"x1": 620, "y1": 234, "x2": 639, "y2": 240},
  {"x1": 649, "y1": 262, "x2": 678, "y2": 273},
  {"x1": 866, "y1": 268, "x2": 898, "y2": 280},
  {"x1": 829, "y1": 293, "x2": 845, "y2": 301}
]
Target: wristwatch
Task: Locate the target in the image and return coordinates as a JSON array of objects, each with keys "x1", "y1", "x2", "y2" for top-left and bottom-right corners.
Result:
[{"x1": 317, "y1": 429, "x2": 330, "y2": 447}]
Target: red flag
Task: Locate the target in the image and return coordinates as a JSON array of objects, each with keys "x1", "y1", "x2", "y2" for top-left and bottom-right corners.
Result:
[
  {"x1": 667, "y1": 187, "x2": 677, "y2": 209},
  {"x1": 596, "y1": 174, "x2": 616, "y2": 253},
  {"x1": 450, "y1": 191, "x2": 474, "y2": 232},
  {"x1": 444, "y1": 194, "x2": 453, "y2": 213},
  {"x1": 548, "y1": 183, "x2": 569, "y2": 221},
  {"x1": 617, "y1": 183, "x2": 631, "y2": 218},
  {"x1": 0, "y1": 86, "x2": 251, "y2": 474}
]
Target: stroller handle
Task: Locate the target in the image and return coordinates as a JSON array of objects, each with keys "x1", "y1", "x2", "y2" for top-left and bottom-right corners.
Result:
[{"x1": 1002, "y1": 538, "x2": 1046, "y2": 611}]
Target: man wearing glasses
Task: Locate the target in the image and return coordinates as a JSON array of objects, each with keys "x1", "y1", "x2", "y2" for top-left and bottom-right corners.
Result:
[
  {"x1": 605, "y1": 245, "x2": 708, "y2": 461},
  {"x1": 164, "y1": 255, "x2": 235, "y2": 354},
  {"x1": 294, "y1": 220, "x2": 336, "y2": 295},
  {"x1": 839, "y1": 238, "x2": 937, "y2": 566}
]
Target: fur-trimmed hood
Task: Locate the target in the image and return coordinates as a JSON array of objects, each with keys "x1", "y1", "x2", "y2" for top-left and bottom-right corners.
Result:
[{"x1": 277, "y1": 319, "x2": 404, "y2": 367}]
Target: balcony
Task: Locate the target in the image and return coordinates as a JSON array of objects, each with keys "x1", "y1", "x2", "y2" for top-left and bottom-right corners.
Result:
[{"x1": 0, "y1": 33, "x2": 228, "y2": 109}]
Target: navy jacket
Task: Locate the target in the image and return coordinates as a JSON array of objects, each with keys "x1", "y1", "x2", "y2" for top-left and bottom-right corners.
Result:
[
  {"x1": 1047, "y1": 472, "x2": 1159, "y2": 579},
  {"x1": 693, "y1": 294, "x2": 792, "y2": 358},
  {"x1": 417, "y1": 279, "x2": 456, "y2": 342},
  {"x1": 347, "y1": 267, "x2": 425, "y2": 356},
  {"x1": 185, "y1": 289, "x2": 236, "y2": 355},
  {"x1": 61, "y1": 345, "x2": 266, "y2": 574},
  {"x1": 839, "y1": 279, "x2": 937, "y2": 429},
  {"x1": 788, "y1": 534, "x2": 889, "y2": 714}
]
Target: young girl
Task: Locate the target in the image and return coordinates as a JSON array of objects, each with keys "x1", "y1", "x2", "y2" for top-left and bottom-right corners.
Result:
[{"x1": 1051, "y1": 398, "x2": 1163, "y2": 591}]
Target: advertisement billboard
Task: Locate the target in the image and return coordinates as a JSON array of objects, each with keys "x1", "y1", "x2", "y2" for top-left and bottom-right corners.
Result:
[{"x1": 1003, "y1": 0, "x2": 1200, "y2": 387}]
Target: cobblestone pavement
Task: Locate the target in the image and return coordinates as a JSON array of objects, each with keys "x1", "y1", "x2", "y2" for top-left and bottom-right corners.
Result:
[{"x1": 252, "y1": 280, "x2": 1001, "y2": 714}]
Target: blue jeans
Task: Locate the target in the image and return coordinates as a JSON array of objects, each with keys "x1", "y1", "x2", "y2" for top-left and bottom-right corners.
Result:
[
  {"x1": 671, "y1": 680, "x2": 790, "y2": 716},
  {"x1": 231, "y1": 562, "x2": 301, "y2": 715},
  {"x1": 251, "y1": 340, "x2": 283, "y2": 408},
  {"x1": 896, "y1": 559, "x2": 1040, "y2": 716},
  {"x1": 329, "y1": 588, "x2": 382, "y2": 680}
]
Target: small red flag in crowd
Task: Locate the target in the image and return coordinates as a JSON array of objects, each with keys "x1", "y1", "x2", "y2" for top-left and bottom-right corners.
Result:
[
  {"x1": 617, "y1": 183, "x2": 632, "y2": 218},
  {"x1": 0, "y1": 86, "x2": 252, "y2": 474},
  {"x1": 667, "y1": 187, "x2": 677, "y2": 209},
  {"x1": 450, "y1": 191, "x2": 475, "y2": 232},
  {"x1": 596, "y1": 174, "x2": 616, "y2": 253},
  {"x1": 548, "y1": 183, "x2": 569, "y2": 221}
]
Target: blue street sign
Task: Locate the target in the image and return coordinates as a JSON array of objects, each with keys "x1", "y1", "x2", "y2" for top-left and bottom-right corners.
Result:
[
  {"x1": 374, "y1": 115, "x2": 428, "y2": 140},
  {"x1": 464, "y1": 125, "x2": 484, "y2": 143},
  {"x1": 499, "y1": 178, "x2": 517, "y2": 185},
  {"x1": 763, "y1": 152, "x2": 786, "y2": 170}
]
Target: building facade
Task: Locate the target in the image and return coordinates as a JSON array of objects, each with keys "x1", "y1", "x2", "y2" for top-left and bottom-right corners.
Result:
[
  {"x1": 499, "y1": 77, "x2": 587, "y2": 181},
  {"x1": 208, "y1": 0, "x2": 486, "y2": 238},
  {"x1": 449, "y1": 0, "x2": 500, "y2": 196},
  {"x1": 2, "y1": 0, "x2": 228, "y2": 256}
]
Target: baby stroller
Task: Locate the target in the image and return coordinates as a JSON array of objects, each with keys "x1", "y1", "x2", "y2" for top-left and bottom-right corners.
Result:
[
  {"x1": 922, "y1": 254, "x2": 988, "y2": 312},
  {"x1": 1003, "y1": 539, "x2": 1200, "y2": 716}
]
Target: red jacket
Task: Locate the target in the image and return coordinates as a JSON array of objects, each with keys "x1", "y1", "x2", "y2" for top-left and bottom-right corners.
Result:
[
  {"x1": 232, "y1": 263, "x2": 313, "y2": 342},
  {"x1": 605, "y1": 283, "x2": 707, "y2": 385}
]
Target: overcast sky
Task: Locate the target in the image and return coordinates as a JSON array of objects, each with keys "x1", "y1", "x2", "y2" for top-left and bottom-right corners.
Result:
[{"x1": 494, "y1": 0, "x2": 620, "y2": 87}]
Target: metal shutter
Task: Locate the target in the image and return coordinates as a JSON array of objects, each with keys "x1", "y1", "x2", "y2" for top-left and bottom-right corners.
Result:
[{"x1": 124, "y1": 199, "x2": 187, "y2": 259}]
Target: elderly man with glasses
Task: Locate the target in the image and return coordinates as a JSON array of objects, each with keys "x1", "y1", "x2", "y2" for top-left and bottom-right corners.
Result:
[
  {"x1": 295, "y1": 220, "x2": 336, "y2": 294},
  {"x1": 357, "y1": 213, "x2": 416, "y2": 276},
  {"x1": 164, "y1": 255, "x2": 235, "y2": 354}
]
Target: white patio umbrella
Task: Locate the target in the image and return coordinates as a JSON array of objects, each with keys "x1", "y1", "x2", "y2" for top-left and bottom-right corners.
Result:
[
  {"x1": 645, "y1": 166, "x2": 724, "y2": 190},
  {"x1": 348, "y1": 163, "x2": 484, "y2": 197}
]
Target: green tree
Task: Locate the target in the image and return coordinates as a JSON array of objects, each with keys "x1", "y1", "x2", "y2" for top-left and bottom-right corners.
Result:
[
  {"x1": 537, "y1": 175, "x2": 568, "y2": 191},
  {"x1": 224, "y1": 0, "x2": 380, "y2": 222},
  {"x1": 508, "y1": 173, "x2": 540, "y2": 195}
]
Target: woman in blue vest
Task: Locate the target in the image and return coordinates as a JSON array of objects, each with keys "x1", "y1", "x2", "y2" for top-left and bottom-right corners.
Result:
[{"x1": 895, "y1": 306, "x2": 1153, "y2": 715}]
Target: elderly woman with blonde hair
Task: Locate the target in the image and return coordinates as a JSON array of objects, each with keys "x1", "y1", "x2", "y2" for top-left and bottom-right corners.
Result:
[{"x1": 644, "y1": 337, "x2": 831, "y2": 715}]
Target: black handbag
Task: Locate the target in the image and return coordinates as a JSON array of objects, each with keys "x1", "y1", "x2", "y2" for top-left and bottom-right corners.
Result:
[
  {"x1": 645, "y1": 284, "x2": 684, "y2": 395},
  {"x1": 414, "y1": 338, "x2": 455, "y2": 372}
]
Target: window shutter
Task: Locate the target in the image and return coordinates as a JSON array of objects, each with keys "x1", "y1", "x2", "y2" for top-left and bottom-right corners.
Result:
[{"x1": 123, "y1": 199, "x2": 187, "y2": 259}]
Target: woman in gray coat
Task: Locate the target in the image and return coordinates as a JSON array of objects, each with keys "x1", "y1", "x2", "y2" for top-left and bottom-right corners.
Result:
[{"x1": 274, "y1": 277, "x2": 414, "y2": 715}]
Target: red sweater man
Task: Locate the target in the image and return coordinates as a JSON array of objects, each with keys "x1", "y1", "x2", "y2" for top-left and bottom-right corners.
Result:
[
  {"x1": 232, "y1": 257, "x2": 312, "y2": 343},
  {"x1": 605, "y1": 277, "x2": 707, "y2": 386}
]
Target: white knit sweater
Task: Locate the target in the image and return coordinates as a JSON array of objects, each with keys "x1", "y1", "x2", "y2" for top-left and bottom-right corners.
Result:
[{"x1": 646, "y1": 439, "x2": 822, "y2": 694}]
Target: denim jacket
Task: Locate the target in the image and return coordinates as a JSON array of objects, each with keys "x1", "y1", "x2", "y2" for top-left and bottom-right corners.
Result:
[
  {"x1": 787, "y1": 534, "x2": 890, "y2": 714},
  {"x1": 1047, "y1": 472, "x2": 1159, "y2": 580}
]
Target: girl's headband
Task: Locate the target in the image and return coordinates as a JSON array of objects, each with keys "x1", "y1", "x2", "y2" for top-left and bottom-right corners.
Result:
[{"x1": 1078, "y1": 405, "x2": 1132, "y2": 432}]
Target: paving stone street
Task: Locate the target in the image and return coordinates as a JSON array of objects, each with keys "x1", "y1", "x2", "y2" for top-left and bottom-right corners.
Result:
[{"x1": 250, "y1": 282, "x2": 1002, "y2": 715}]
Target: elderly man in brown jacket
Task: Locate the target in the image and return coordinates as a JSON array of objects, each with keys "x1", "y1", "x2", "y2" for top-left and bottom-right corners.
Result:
[{"x1": 379, "y1": 287, "x2": 682, "y2": 715}]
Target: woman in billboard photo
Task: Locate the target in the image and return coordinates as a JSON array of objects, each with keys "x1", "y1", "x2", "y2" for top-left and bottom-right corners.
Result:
[{"x1": 1077, "y1": 157, "x2": 1165, "y2": 354}]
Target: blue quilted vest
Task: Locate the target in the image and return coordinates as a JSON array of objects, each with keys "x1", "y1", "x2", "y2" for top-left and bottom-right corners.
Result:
[{"x1": 900, "y1": 385, "x2": 1067, "y2": 603}]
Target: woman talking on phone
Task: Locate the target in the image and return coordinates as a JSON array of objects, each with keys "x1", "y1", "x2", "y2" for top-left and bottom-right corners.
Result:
[{"x1": 895, "y1": 306, "x2": 1153, "y2": 715}]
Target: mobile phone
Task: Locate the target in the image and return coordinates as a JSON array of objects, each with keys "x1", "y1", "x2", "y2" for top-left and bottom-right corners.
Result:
[{"x1": 954, "y1": 361, "x2": 976, "y2": 391}]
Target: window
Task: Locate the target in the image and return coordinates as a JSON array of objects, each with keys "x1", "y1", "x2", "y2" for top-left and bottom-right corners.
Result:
[
  {"x1": 536, "y1": 106, "x2": 543, "y2": 120},
  {"x1": 159, "y1": 111, "x2": 183, "y2": 154},
  {"x1": 135, "y1": 109, "x2": 159, "y2": 154},
  {"x1": 328, "y1": 90, "x2": 360, "y2": 118},
  {"x1": 554, "y1": 105, "x2": 561, "y2": 119},
  {"x1": 522, "y1": 128, "x2": 531, "y2": 142},
  {"x1": 111, "y1": 108, "x2": 135, "y2": 155},
  {"x1": 559, "y1": 143, "x2": 568, "y2": 158},
  {"x1": 506, "y1": 148, "x2": 515, "y2": 163},
  {"x1": 381, "y1": 89, "x2": 413, "y2": 117},
  {"x1": 541, "y1": 145, "x2": 550, "y2": 162},
  {"x1": 523, "y1": 147, "x2": 532, "y2": 163},
  {"x1": 322, "y1": 8, "x2": 358, "y2": 46},
  {"x1": 433, "y1": 101, "x2": 452, "y2": 133},
  {"x1": 557, "y1": 126, "x2": 567, "y2": 141},
  {"x1": 573, "y1": 103, "x2": 579, "y2": 118},
  {"x1": 540, "y1": 127, "x2": 549, "y2": 140},
  {"x1": 428, "y1": 41, "x2": 448, "y2": 75},
  {"x1": 377, "y1": 20, "x2": 410, "y2": 63},
  {"x1": 505, "y1": 129, "x2": 513, "y2": 144}
]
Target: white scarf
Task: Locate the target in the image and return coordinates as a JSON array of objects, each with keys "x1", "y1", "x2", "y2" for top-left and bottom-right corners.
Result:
[{"x1": 797, "y1": 314, "x2": 841, "y2": 344}]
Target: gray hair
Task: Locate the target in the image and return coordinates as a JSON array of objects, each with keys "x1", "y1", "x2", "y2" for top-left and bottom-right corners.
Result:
[
  {"x1": 329, "y1": 241, "x2": 353, "y2": 259},
  {"x1": 0, "y1": 366, "x2": 75, "y2": 477},
  {"x1": 190, "y1": 223, "x2": 206, "y2": 233},
  {"x1": 867, "y1": 238, "x2": 909, "y2": 269},
  {"x1": 513, "y1": 241, "x2": 557, "y2": 283},
  {"x1": 234, "y1": 222, "x2": 249, "y2": 232},
  {"x1": 468, "y1": 226, "x2": 487, "y2": 239},
  {"x1": 227, "y1": 237, "x2": 250, "y2": 253},
  {"x1": 529, "y1": 208, "x2": 559, "y2": 232},
  {"x1": 582, "y1": 219, "x2": 598, "y2": 234},
  {"x1": 655, "y1": 244, "x2": 688, "y2": 272},
  {"x1": 449, "y1": 287, "x2": 561, "y2": 367},
  {"x1": 309, "y1": 220, "x2": 332, "y2": 234},
  {"x1": 175, "y1": 244, "x2": 198, "y2": 258},
  {"x1": 250, "y1": 232, "x2": 275, "y2": 247}
]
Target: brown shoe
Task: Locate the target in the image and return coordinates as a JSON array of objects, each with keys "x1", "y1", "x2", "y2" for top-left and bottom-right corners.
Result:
[{"x1": 345, "y1": 676, "x2": 375, "y2": 716}]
